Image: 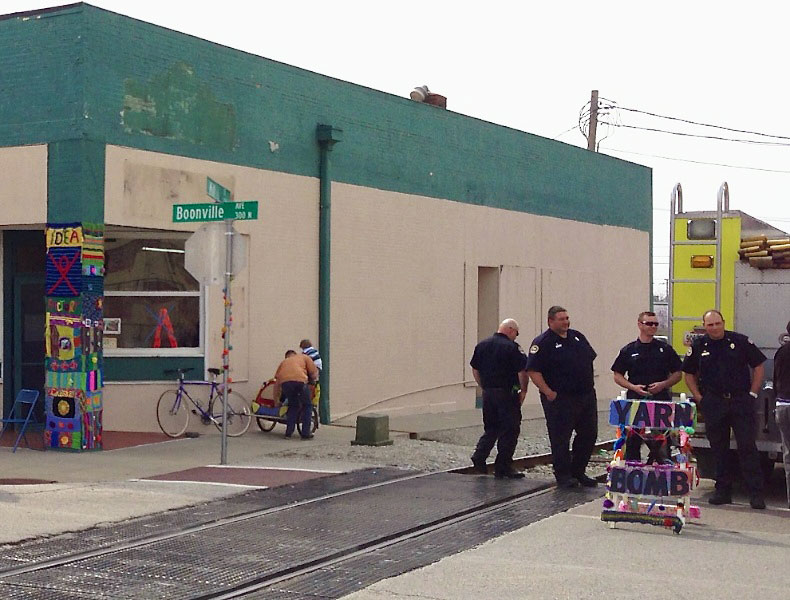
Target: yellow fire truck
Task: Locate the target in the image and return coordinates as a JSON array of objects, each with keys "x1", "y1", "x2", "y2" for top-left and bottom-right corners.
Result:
[{"x1": 668, "y1": 182, "x2": 790, "y2": 479}]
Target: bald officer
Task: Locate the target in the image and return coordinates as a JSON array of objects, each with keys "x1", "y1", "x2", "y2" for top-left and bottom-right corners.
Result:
[
  {"x1": 470, "y1": 318, "x2": 529, "y2": 479},
  {"x1": 683, "y1": 309, "x2": 767, "y2": 509}
]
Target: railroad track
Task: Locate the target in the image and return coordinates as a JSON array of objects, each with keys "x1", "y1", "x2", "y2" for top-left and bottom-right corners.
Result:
[
  {"x1": 456, "y1": 438, "x2": 616, "y2": 474},
  {"x1": 0, "y1": 448, "x2": 612, "y2": 599}
]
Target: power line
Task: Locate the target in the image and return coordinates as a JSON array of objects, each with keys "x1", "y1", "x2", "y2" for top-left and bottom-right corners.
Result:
[
  {"x1": 599, "y1": 121, "x2": 790, "y2": 147},
  {"x1": 611, "y1": 105, "x2": 790, "y2": 141},
  {"x1": 604, "y1": 146, "x2": 790, "y2": 173},
  {"x1": 553, "y1": 125, "x2": 578, "y2": 139}
]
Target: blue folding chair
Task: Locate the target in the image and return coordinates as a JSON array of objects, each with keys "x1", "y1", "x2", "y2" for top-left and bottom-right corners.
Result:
[{"x1": 0, "y1": 389, "x2": 42, "y2": 452}]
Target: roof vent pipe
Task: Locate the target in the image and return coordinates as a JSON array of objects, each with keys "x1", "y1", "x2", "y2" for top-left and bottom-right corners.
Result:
[
  {"x1": 409, "y1": 85, "x2": 447, "y2": 109},
  {"x1": 410, "y1": 85, "x2": 430, "y2": 101}
]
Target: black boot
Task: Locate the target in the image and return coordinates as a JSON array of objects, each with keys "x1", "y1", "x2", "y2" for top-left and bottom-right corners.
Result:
[
  {"x1": 708, "y1": 489, "x2": 732, "y2": 505},
  {"x1": 471, "y1": 457, "x2": 488, "y2": 475}
]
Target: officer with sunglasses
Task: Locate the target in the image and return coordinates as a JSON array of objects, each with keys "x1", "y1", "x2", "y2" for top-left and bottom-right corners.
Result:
[{"x1": 611, "y1": 311, "x2": 682, "y2": 463}]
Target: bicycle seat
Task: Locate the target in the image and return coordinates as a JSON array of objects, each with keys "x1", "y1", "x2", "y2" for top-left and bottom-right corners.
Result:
[
  {"x1": 207, "y1": 368, "x2": 222, "y2": 376},
  {"x1": 164, "y1": 367, "x2": 194, "y2": 377}
]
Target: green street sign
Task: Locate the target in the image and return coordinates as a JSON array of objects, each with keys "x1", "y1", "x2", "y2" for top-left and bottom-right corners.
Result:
[
  {"x1": 228, "y1": 201, "x2": 258, "y2": 220},
  {"x1": 173, "y1": 201, "x2": 259, "y2": 223},
  {"x1": 206, "y1": 177, "x2": 231, "y2": 203}
]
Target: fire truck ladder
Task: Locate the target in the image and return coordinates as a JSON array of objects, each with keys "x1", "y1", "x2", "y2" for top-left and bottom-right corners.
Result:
[{"x1": 667, "y1": 182, "x2": 729, "y2": 345}]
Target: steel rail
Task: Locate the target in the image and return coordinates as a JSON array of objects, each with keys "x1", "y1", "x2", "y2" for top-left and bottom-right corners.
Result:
[
  {"x1": 456, "y1": 438, "x2": 616, "y2": 474},
  {"x1": 0, "y1": 471, "x2": 425, "y2": 579},
  {"x1": 200, "y1": 484, "x2": 564, "y2": 600},
  {"x1": 0, "y1": 441, "x2": 614, "y2": 583}
]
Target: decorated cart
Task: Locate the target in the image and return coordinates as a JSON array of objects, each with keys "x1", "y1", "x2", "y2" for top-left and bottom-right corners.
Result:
[{"x1": 602, "y1": 393, "x2": 701, "y2": 534}]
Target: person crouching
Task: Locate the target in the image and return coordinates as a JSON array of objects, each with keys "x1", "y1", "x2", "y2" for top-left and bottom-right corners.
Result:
[{"x1": 274, "y1": 349, "x2": 319, "y2": 439}]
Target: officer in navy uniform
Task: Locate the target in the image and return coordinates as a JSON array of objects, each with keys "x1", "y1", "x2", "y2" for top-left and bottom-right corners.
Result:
[
  {"x1": 682, "y1": 309, "x2": 767, "y2": 509},
  {"x1": 611, "y1": 311, "x2": 682, "y2": 463},
  {"x1": 470, "y1": 318, "x2": 529, "y2": 479},
  {"x1": 526, "y1": 306, "x2": 598, "y2": 488},
  {"x1": 773, "y1": 319, "x2": 790, "y2": 508}
]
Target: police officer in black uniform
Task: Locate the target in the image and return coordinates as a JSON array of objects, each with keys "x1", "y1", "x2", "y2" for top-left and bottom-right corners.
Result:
[
  {"x1": 526, "y1": 306, "x2": 598, "y2": 488},
  {"x1": 682, "y1": 309, "x2": 767, "y2": 509},
  {"x1": 470, "y1": 318, "x2": 529, "y2": 479},
  {"x1": 611, "y1": 311, "x2": 682, "y2": 463}
]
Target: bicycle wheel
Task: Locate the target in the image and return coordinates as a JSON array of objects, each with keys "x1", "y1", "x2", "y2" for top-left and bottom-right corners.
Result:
[
  {"x1": 257, "y1": 417, "x2": 276, "y2": 432},
  {"x1": 297, "y1": 407, "x2": 319, "y2": 436},
  {"x1": 216, "y1": 391, "x2": 252, "y2": 437},
  {"x1": 156, "y1": 389, "x2": 190, "y2": 437}
]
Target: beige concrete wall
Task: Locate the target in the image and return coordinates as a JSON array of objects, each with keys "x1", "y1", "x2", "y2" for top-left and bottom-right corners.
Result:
[
  {"x1": 0, "y1": 145, "x2": 46, "y2": 405},
  {"x1": 331, "y1": 184, "x2": 650, "y2": 422},
  {"x1": 0, "y1": 231, "x2": 3, "y2": 390},
  {"x1": 101, "y1": 146, "x2": 648, "y2": 431},
  {"x1": 103, "y1": 146, "x2": 319, "y2": 431},
  {"x1": 0, "y1": 145, "x2": 47, "y2": 226}
]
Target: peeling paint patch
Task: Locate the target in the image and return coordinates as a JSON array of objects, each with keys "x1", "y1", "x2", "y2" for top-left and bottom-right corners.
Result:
[{"x1": 121, "y1": 62, "x2": 237, "y2": 151}]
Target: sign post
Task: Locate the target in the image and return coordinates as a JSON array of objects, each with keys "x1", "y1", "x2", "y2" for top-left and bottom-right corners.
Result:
[
  {"x1": 220, "y1": 210, "x2": 233, "y2": 465},
  {"x1": 175, "y1": 180, "x2": 259, "y2": 465}
]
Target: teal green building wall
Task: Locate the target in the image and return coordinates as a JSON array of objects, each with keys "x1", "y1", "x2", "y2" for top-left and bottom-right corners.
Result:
[
  {"x1": 47, "y1": 139, "x2": 105, "y2": 223},
  {"x1": 0, "y1": 3, "x2": 653, "y2": 386},
  {"x1": 0, "y1": 3, "x2": 651, "y2": 233}
]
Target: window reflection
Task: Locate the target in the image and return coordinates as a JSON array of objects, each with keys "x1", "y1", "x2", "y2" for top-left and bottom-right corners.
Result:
[
  {"x1": 105, "y1": 239, "x2": 197, "y2": 291},
  {"x1": 103, "y1": 296, "x2": 199, "y2": 349},
  {"x1": 103, "y1": 234, "x2": 201, "y2": 353}
]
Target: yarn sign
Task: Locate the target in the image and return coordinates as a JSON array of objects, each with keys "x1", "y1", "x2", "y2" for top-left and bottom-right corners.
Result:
[
  {"x1": 609, "y1": 399, "x2": 696, "y2": 429},
  {"x1": 608, "y1": 465, "x2": 695, "y2": 497},
  {"x1": 602, "y1": 394, "x2": 701, "y2": 534}
]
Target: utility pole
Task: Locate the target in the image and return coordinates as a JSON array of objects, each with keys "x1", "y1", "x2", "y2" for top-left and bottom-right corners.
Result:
[{"x1": 587, "y1": 89, "x2": 599, "y2": 152}]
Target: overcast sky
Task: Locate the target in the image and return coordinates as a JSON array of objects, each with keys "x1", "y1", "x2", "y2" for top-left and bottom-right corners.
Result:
[{"x1": 6, "y1": 1, "x2": 790, "y2": 293}]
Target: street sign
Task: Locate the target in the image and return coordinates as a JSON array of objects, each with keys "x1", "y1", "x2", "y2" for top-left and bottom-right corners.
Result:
[
  {"x1": 228, "y1": 201, "x2": 258, "y2": 220},
  {"x1": 185, "y1": 223, "x2": 248, "y2": 284},
  {"x1": 172, "y1": 201, "x2": 258, "y2": 223},
  {"x1": 206, "y1": 177, "x2": 231, "y2": 203}
]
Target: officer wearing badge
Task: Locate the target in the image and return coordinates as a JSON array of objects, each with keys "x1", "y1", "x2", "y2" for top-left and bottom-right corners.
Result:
[
  {"x1": 682, "y1": 309, "x2": 767, "y2": 509},
  {"x1": 526, "y1": 306, "x2": 598, "y2": 488},
  {"x1": 611, "y1": 311, "x2": 682, "y2": 463},
  {"x1": 470, "y1": 318, "x2": 529, "y2": 479}
]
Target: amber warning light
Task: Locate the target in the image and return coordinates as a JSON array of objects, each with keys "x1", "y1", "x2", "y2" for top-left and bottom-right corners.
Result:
[{"x1": 690, "y1": 255, "x2": 714, "y2": 268}]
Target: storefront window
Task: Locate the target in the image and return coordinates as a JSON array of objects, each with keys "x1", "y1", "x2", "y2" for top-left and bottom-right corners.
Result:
[{"x1": 103, "y1": 235, "x2": 202, "y2": 355}]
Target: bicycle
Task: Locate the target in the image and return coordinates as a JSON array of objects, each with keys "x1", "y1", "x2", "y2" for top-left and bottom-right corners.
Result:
[{"x1": 156, "y1": 367, "x2": 251, "y2": 438}]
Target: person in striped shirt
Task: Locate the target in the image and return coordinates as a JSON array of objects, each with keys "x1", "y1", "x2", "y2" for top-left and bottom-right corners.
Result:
[{"x1": 300, "y1": 339, "x2": 322, "y2": 372}]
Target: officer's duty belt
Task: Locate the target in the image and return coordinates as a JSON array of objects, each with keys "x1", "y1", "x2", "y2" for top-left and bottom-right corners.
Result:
[{"x1": 708, "y1": 391, "x2": 743, "y2": 399}]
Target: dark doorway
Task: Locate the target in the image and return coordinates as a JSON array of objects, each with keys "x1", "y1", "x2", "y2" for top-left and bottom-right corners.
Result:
[{"x1": 3, "y1": 231, "x2": 46, "y2": 420}]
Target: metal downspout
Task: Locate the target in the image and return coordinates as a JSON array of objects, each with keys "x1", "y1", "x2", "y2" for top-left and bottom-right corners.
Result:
[{"x1": 316, "y1": 125, "x2": 343, "y2": 424}]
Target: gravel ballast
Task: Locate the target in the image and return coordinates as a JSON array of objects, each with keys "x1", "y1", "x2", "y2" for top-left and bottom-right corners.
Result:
[{"x1": 267, "y1": 411, "x2": 614, "y2": 474}]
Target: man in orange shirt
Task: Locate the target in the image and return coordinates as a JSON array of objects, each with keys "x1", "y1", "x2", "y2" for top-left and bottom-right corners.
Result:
[{"x1": 275, "y1": 349, "x2": 319, "y2": 439}]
